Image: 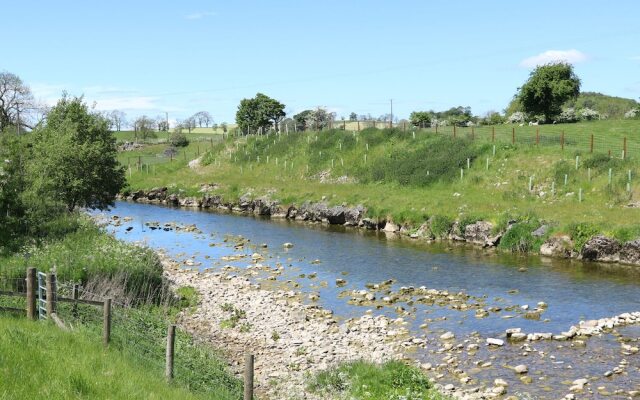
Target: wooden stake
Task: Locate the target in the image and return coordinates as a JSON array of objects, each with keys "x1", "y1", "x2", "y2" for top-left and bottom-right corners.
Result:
[
  {"x1": 46, "y1": 273, "x2": 56, "y2": 317},
  {"x1": 244, "y1": 354, "x2": 254, "y2": 400},
  {"x1": 26, "y1": 267, "x2": 36, "y2": 320},
  {"x1": 166, "y1": 325, "x2": 176, "y2": 382},
  {"x1": 103, "y1": 298, "x2": 111, "y2": 348}
]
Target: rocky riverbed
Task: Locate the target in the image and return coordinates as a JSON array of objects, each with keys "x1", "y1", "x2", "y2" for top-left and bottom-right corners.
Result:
[{"x1": 98, "y1": 205, "x2": 640, "y2": 399}]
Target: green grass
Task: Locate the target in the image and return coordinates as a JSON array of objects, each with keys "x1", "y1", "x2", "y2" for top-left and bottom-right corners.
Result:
[
  {"x1": 120, "y1": 120, "x2": 640, "y2": 252},
  {"x1": 0, "y1": 315, "x2": 224, "y2": 400},
  {"x1": 308, "y1": 360, "x2": 447, "y2": 400},
  {"x1": 0, "y1": 215, "x2": 165, "y2": 303}
]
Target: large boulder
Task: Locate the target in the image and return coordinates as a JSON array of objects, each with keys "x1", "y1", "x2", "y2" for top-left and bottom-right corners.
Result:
[
  {"x1": 464, "y1": 221, "x2": 494, "y2": 245},
  {"x1": 326, "y1": 206, "x2": 346, "y2": 225},
  {"x1": 252, "y1": 198, "x2": 274, "y2": 216},
  {"x1": 581, "y1": 235, "x2": 621, "y2": 262},
  {"x1": 540, "y1": 235, "x2": 573, "y2": 258},
  {"x1": 146, "y1": 187, "x2": 167, "y2": 201},
  {"x1": 619, "y1": 239, "x2": 640, "y2": 265},
  {"x1": 382, "y1": 220, "x2": 400, "y2": 232},
  {"x1": 344, "y1": 205, "x2": 365, "y2": 226}
]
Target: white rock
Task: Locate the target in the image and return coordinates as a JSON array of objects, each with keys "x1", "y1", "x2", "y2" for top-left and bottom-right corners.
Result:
[{"x1": 486, "y1": 338, "x2": 504, "y2": 346}]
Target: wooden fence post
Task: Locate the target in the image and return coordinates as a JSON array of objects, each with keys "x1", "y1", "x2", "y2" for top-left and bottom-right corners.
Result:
[
  {"x1": 72, "y1": 284, "x2": 79, "y2": 318},
  {"x1": 492, "y1": 126, "x2": 495, "y2": 142},
  {"x1": 26, "y1": 267, "x2": 36, "y2": 320},
  {"x1": 166, "y1": 325, "x2": 176, "y2": 382},
  {"x1": 357, "y1": 121, "x2": 360, "y2": 131},
  {"x1": 511, "y1": 127, "x2": 515, "y2": 144},
  {"x1": 590, "y1": 134, "x2": 594, "y2": 153},
  {"x1": 536, "y1": 128, "x2": 539, "y2": 145},
  {"x1": 453, "y1": 125, "x2": 456, "y2": 138},
  {"x1": 623, "y1": 137, "x2": 627, "y2": 159},
  {"x1": 45, "y1": 273, "x2": 56, "y2": 317},
  {"x1": 244, "y1": 354, "x2": 254, "y2": 400},
  {"x1": 103, "y1": 298, "x2": 112, "y2": 348},
  {"x1": 471, "y1": 126, "x2": 474, "y2": 140},
  {"x1": 561, "y1": 131, "x2": 565, "y2": 151}
]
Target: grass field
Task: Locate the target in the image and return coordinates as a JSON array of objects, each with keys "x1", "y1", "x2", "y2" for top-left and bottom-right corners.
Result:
[
  {"x1": 120, "y1": 120, "x2": 640, "y2": 243},
  {"x1": 0, "y1": 316, "x2": 221, "y2": 400},
  {"x1": 113, "y1": 127, "x2": 231, "y2": 144}
]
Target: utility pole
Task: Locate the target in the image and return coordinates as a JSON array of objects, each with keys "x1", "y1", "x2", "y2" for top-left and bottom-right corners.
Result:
[
  {"x1": 165, "y1": 112, "x2": 169, "y2": 131},
  {"x1": 390, "y1": 99, "x2": 393, "y2": 129}
]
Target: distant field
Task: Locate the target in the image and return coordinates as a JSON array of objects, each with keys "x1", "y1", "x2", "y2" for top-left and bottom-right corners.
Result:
[{"x1": 113, "y1": 127, "x2": 230, "y2": 144}]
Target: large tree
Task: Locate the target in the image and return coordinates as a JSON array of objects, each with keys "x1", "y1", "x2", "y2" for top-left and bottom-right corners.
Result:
[
  {"x1": 409, "y1": 111, "x2": 432, "y2": 128},
  {"x1": 108, "y1": 110, "x2": 127, "y2": 131},
  {"x1": 30, "y1": 95, "x2": 126, "y2": 212},
  {"x1": 133, "y1": 115, "x2": 156, "y2": 140},
  {"x1": 517, "y1": 62, "x2": 581, "y2": 122},
  {"x1": 235, "y1": 93, "x2": 285, "y2": 134},
  {"x1": 0, "y1": 71, "x2": 37, "y2": 132},
  {"x1": 193, "y1": 111, "x2": 212, "y2": 128}
]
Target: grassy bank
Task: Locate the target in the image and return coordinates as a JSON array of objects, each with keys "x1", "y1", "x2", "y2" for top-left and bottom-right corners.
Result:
[
  {"x1": 120, "y1": 121, "x2": 640, "y2": 251},
  {"x1": 308, "y1": 360, "x2": 447, "y2": 400},
  {"x1": 0, "y1": 315, "x2": 223, "y2": 400}
]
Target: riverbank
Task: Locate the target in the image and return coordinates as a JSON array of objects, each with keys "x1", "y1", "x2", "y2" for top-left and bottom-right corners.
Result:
[{"x1": 121, "y1": 189, "x2": 640, "y2": 269}]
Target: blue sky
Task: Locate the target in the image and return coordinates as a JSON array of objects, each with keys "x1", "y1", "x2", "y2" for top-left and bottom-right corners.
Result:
[{"x1": 3, "y1": 0, "x2": 640, "y2": 125}]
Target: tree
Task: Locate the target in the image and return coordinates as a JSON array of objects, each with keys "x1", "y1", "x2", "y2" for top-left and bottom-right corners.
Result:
[
  {"x1": 293, "y1": 110, "x2": 312, "y2": 131},
  {"x1": 169, "y1": 126, "x2": 189, "y2": 147},
  {"x1": 349, "y1": 112, "x2": 357, "y2": 121},
  {"x1": 235, "y1": 93, "x2": 285, "y2": 134},
  {"x1": 133, "y1": 115, "x2": 156, "y2": 140},
  {"x1": 220, "y1": 122, "x2": 228, "y2": 134},
  {"x1": 193, "y1": 111, "x2": 212, "y2": 128},
  {"x1": 156, "y1": 115, "x2": 169, "y2": 132},
  {"x1": 108, "y1": 110, "x2": 127, "y2": 131},
  {"x1": 30, "y1": 95, "x2": 125, "y2": 212},
  {"x1": 306, "y1": 107, "x2": 335, "y2": 130},
  {"x1": 517, "y1": 62, "x2": 581, "y2": 123},
  {"x1": 0, "y1": 71, "x2": 37, "y2": 132},
  {"x1": 409, "y1": 111, "x2": 432, "y2": 128}
]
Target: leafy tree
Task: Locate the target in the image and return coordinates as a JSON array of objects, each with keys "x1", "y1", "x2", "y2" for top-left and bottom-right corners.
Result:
[
  {"x1": 349, "y1": 112, "x2": 357, "y2": 121},
  {"x1": 293, "y1": 110, "x2": 313, "y2": 131},
  {"x1": 30, "y1": 95, "x2": 126, "y2": 212},
  {"x1": 0, "y1": 134, "x2": 30, "y2": 246},
  {"x1": 133, "y1": 115, "x2": 156, "y2": 140},
  {"x1": 409, "y1": 111, "x2": 432, "y2": 128},
  {"x1": 220, "y1": 122, "x2": 228, "y2": 133},
  {"x1": 235, "y1": 93, "x2": 285, "y2": 134},
  {"x1": 193, "y1": 111, "x2": 212, "y2": 128},
  {"x1": 517, "y1": 62, "x2": 581, "y2": 123}
]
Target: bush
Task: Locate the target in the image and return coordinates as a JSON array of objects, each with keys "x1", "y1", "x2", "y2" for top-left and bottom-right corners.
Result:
[
  {"x1": 169, "y1": 130, "x2": 189, "y2": 147},
  {"x1": 579, "y1": 107, "x2": 600, "y2": 121},
  {"x1": 556, "y1": 108, "x2": 579, "y2": 123},
  {"x1": 507, "y1": 112, "x2": 525, "y2": 124},
  {"x1": 567, "y1": 222, "x2": 600, "y2": 251},
  {"x1": 429, "y1": 215, "x2": 453, "y2": 239},
  {"x1": 499, "y1": 222, "x2": 537, "y2": 252}
]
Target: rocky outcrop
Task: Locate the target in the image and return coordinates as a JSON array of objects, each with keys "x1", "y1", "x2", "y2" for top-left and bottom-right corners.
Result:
[
  {"x1": 620, "y1": 239, "x2": 640, "y2": 265},
  {"x1": 540, "y1": 235, "x2": 574, "y2": 258},
  {"x1": 581, "y1": 235, "x2": 621, "y2": 263},
  {"x1": 463, "y1": 221, "x2": 497, "y2": 246}
]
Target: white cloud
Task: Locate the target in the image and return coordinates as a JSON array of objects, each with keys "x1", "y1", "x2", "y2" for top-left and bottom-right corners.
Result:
[
  {"x1": 519, "y1": 49, "x2": 588, "y2": 68},
  {"x1": 31, "y1": 83, "x2": 67, "y2": 106},
  {"x1": 185, "y1": 11, "x2": 216, "y2": 20}
]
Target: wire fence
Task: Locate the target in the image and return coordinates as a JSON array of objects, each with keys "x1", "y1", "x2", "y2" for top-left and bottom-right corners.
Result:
[{"x1": 2, "y1": 270, "x2": 244, "y2": 399}]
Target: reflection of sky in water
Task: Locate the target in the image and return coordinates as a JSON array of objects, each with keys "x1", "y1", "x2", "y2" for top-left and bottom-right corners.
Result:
[{"x1": 97, "y1": 202, "x2": 640, "y2": 398}]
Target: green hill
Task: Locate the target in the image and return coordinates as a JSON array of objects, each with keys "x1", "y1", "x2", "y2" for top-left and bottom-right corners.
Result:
[{"x1": 567, "y1": 92, "x2": 639, "y2": 119}]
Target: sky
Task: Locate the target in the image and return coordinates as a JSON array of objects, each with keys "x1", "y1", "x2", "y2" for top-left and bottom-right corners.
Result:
[{"x1": 3, "y1": 0, "x2": 640, "y2": 126}]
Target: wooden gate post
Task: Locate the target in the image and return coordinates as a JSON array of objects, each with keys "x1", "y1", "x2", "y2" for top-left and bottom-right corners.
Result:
[
  {"x1": 103, "y1": 298, "x2": 112, "y2": 348},
  {"x1": 244, "y1": 354, "x2": 254, "y2": 400},
  {"x1": 45, "y1": 273, "x2": 56, "y2": 317},
  {"x1": 26, "y1": 267, "x2": 37, "y2": 320},
  {"x1": 590, "y1": 134, "x2": 594, "y2": 153},
  {"x1": 166, "y1": 325, "x2": 176, "y2": 382}
]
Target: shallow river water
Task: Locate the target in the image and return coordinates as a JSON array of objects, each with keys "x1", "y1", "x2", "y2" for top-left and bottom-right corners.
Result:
[{"x1": 99, "y1": 201, "x2": 640, "y2": 399}]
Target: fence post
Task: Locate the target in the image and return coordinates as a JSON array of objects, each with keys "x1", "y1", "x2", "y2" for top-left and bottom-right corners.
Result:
[
  {"x1": 623, "y1": 137, "x2": 627, "y2": 159},
  {"x1": 72, "y1": 284, "x2": 79, "y2": 318},
  {"x1": 45, "y1": 273, "x2": 56, "y2": 317},
  {"x1": 357, "y1": 121, "x2": 360, "y2": 131},
  {"x1": 590, "y1": 134, "x2": 594, "y2": 153},
  {"x1": 453, "y1": 125, "x2": 456, "y2": 138},
  {"x1": 561, "y1": 131, "x2": 565, "y2": 151},
  {"x1": 103, "y1": 298, "x2": 112, "y2": 348},
  {"x1": 471, "y1": 126, "x2": 474, "y2": 140},
  {"x1": 26, "y1": 267, "x2": 36, "y2": 320},
  {"x1": 166, "y1": 325, "x2": 176, "y2": 382},
  {"x1": 492, "y1": 126, "x2": 495, "y2": 142},
  {"x1": 244, "y1": 354, "x2": 254, "y2": 400},
  {"x1": 511, "y1": 127, "x2": 515, "y2": 144},
  {"x1": 435, "y1": 125, "x2": 438, "y2": 134},
  {"x1": 536, "y1": 128, "x2": 539, "y2": 145}
]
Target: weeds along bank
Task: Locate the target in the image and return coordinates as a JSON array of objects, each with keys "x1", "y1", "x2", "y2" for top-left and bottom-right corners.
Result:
[{"x1": 120, "y1": 124, "x2": 640, "y2": 266}]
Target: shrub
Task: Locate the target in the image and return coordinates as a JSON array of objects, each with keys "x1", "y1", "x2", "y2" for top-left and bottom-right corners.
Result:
[
  {"x1": 507, "y1": 112, "x2": 525, "y2": 124},
  {"x1": 429, "y1": 215, "x2": 453, "y2": 239},
  {"x1": 556, "y1": 108, "x2": 579, "y2": 123},
  {"x1": 579, "y1": 107, "x2": 600, "y2": 121},
  {"x1": 169, "y1": 130, "x2": 189, "y2": 147},
  {"x1": 567, "y1": 222, "x2": 600, "y2": 251},
  {"x1": 499, "y1": 222, "x2": 536, "y2": 252}
]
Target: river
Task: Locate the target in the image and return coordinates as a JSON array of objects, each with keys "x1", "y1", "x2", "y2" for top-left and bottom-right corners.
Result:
[{"x1": 99, "y1": 201, "x2": 640, "y2": 398}]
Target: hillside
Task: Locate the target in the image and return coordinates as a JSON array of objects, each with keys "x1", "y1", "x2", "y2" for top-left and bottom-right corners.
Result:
[
  {"x1": 120, "y1": 120, "x2": 640, "y2": 250},
  {"x1": 568, "y1": 92, "x2": 639, "y2": 119}
]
